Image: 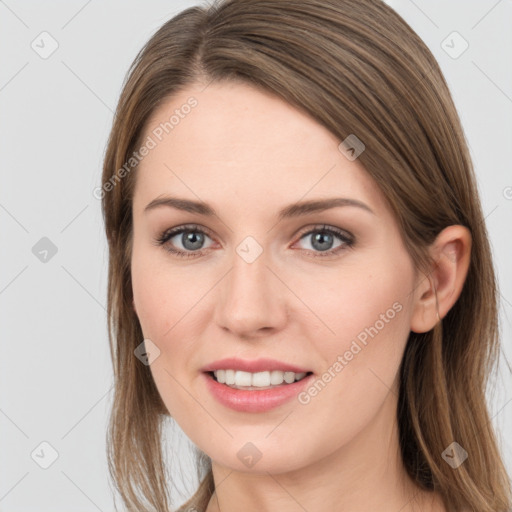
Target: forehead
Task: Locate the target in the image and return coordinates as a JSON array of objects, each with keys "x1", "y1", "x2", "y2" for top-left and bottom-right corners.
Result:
[
  {"x1": 133, "y1": 81, "x2": 386, "y2": 218},
  {"x1": 143, "y1": 80, "x2": 337, "y2": 164}
]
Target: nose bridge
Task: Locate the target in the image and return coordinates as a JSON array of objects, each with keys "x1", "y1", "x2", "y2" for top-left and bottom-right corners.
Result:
[
  {"x1": 214, "y1": 239, "x2": 286, "y2": 336},
  {"x1": 235, "y1": 239, "x2": 271, "y2": 289}
]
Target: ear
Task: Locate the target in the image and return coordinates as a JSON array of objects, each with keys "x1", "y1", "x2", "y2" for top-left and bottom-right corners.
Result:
[{"x1": 410, "y1": 225, "x2": 472, "y2": 333}]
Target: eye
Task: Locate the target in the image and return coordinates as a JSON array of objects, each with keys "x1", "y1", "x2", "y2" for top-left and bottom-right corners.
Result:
[
  {"x1": 293, "y1": 224, "x2": 354, "y2": 258},
  {"x1": 153, "y1": 224, "x2": 214, "y2": 258},
  {"x1": 153, "y1": 223, "x2": 355, "y2": 259}
]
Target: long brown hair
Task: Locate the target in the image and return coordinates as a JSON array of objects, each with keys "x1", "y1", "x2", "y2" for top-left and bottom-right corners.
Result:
[{"x1": 100, "y1": 1, "x2": 512, "y2": 510}]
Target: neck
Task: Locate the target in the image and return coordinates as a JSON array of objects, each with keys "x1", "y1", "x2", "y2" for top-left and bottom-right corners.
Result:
[{"x1": 204, "y1": 388, "x2": 445, "y2": 512}]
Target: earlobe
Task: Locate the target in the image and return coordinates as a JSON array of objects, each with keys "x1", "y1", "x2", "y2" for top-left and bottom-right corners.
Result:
[{"x1": 410, "y1": 225, "x2": 472, "y2": 333}]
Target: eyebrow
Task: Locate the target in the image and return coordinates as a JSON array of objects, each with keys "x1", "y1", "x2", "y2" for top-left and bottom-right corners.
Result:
[{"x1": 144, "y1": 195, "x2": 375, "y2": 220}]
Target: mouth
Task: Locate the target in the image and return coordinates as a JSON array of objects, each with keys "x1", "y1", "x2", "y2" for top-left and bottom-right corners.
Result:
[{"x1": 205, "y1": 369, "x2": 314, "y2": 391}]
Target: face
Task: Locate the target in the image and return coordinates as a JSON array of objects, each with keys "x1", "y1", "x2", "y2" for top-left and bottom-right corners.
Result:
[{"x1": 131, "y1": 80, "x2": 419, "y2": 474}]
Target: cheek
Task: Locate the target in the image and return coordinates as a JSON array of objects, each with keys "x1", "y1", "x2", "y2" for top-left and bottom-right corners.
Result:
[
  {"x1": 131, "y1": 250, "x2": 201, "y2": 417},
  {"x1": 293, "y1": 258, "x2": 412, "y2": 351},
  {"x1": 330, "y1": 277, "x2": 409, "y2": 356},
  {"x1": 131, "y1": 248, "x2": 212, "y2": 403},
  {"x1": 131, "y1": 249, "x2": 165, "y2": 339},
  {"x1": 131, "y1": 245, "x2": 204, "y2": 339},
  {"x1": 279, "y1": 269, "x2": 413, "y2": 463},
  {"x1": 298, "y1": 251, "x2": 414, "y2": 396}
]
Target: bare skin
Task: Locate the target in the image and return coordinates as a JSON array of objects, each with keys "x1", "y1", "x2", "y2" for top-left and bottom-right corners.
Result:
[{"x1": 130, "y1": 80, "x2": 471, "y2": 512}]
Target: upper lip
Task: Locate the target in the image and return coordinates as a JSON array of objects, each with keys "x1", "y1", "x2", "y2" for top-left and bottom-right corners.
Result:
[{"x1": 201, "y1": 357, "x2": 312, "y2": 374}]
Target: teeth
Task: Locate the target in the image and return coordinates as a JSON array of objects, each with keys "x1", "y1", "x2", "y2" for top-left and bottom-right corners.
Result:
[{"x1": 213, "y1": 369, "x2": 308, "y2": 387}]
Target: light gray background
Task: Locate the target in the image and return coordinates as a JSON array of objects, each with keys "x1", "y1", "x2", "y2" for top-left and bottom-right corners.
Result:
[{"x1": 1, "y1": 1, "x2": 511, "y2": 510}]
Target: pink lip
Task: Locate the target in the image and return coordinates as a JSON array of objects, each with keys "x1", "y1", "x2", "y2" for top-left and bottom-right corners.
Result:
[
  {"x1": 202, "y1": 372, "x2": 314, "y2": 413},
  {"x1": 200, "y1": 357, "x2": 311, "y2": 373}
]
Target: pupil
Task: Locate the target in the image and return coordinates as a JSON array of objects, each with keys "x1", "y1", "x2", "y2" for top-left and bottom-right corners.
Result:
[
  {"x1": 183, "y1": 231, "x2": 204, "y2": 250},
  {"x1": 312, "y1": 232, "x2": 332, "y2": 251}
]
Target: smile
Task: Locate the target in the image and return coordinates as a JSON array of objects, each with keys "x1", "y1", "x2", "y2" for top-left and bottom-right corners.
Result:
[
  {"x1": 212, "y1": 369, "x2": 310, "y2": 389},
  {"x1": 203, "y1": 371, "x2": 315, "y2": 412}
]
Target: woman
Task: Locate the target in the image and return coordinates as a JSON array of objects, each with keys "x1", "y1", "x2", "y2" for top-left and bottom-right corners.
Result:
[{"x1": 100, "y1": 0, "x2": 512, "y2": 511}]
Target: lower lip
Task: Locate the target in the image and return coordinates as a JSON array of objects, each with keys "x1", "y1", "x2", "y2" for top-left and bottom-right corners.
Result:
[{"x1": 202, "y1": 372, "x2": 314, "y2": 413}]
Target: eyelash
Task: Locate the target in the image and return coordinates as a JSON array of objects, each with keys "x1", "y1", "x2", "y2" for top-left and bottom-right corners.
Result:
[{"x1": 153, "y1": 223, "x2": 355, "y2": 259}]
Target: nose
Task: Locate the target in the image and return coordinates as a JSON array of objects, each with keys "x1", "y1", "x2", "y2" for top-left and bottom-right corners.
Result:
[{"x1": 213, "y1": 246, "x2": 288, "y2": 339}]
